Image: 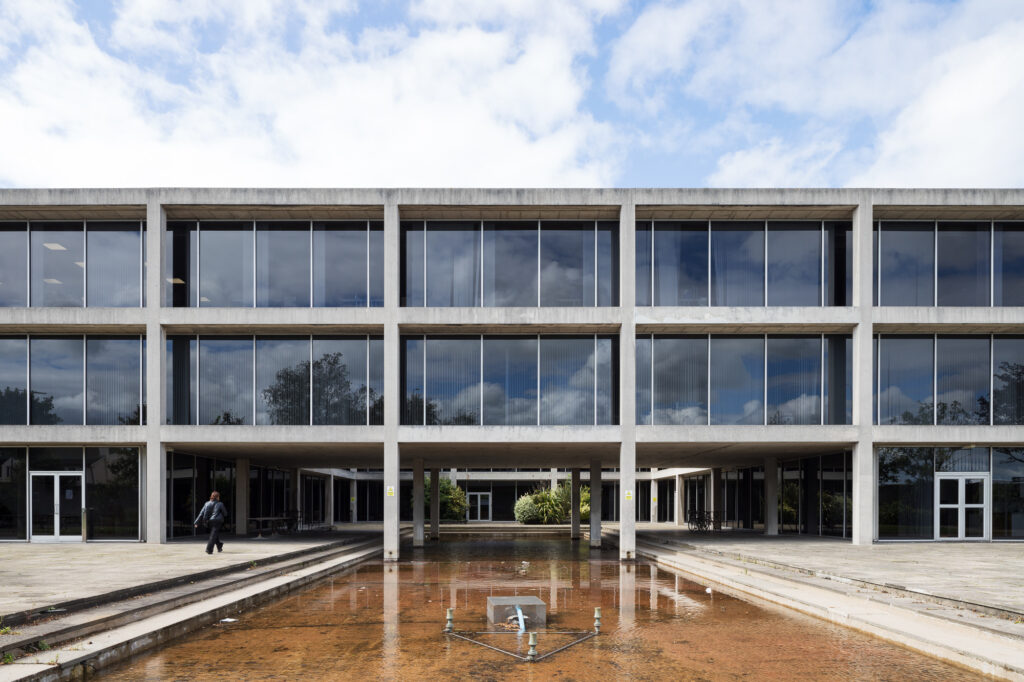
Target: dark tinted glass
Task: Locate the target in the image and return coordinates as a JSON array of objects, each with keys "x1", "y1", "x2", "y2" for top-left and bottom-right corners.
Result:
[
  {"x1": 198, "y1": 337, "x2": 252, "y2": 424},
  {"x1": 402, "y1": 222, "x2": 424, "y2": 307},
  {"x1": 165, "y1": 221, "x2": 197, "y2": 307},
  {"x1": 824, "y1": 221, "x2": 852, "y2": 306},
  {"x1": 635, "y1": 221, "x2": 652, "y2": 306},
  {"x1": 935, "y1": 336, "x2": 989, "y2": 425},
  {"x1": 937, "y1": 222, "x2": 989, "y2": 306},
  {"x1": 30, "y1": 222, "x2": 84, "y2": 307},
  {"x1": 0, "y1": 223, "x2": 27, "y2": 306},
  {"x1": 993, "y1": 336, "x2": 1024, "y2": 425},
  {"x1": 935, "y1": 446, "x2": 989, "y2": 472},
  {"x1": 425, "y1": 337, "x2": 480, "y2": 424},
  {"x1": 313, "y1": 222, "x2": 367, "y2": 307},
  {"x1": 540, "y1": 222, "x2": 595, "y2": 306},
  {"x1": 30, "y1": 446, "x2": 83, "y2": 471},
  {"x1": 0, "y1": 337, "x2": 27, "y2": 425},
  {"x1": 540, "y1": 336, "x2": 594, "y2": 424},
  {"x1": 597, "y1": 221, "x2": 618, "y2": 307},
  {"x1": 166, "y1": 336, "x2": 197, "y2": 425},
  {"x1": 877, "y1": 447, "x2": 934, "y2": 539},
  {"x1": 30, "y1": 336, "x2": 82, "y2": 425},
  {"x1": 368, "y1": 336, "x2": 383, "y2": 424},
  {"x1": 877, "y1": 335, "x2": 933, "y2": 424},
  {"x1": 994, "y1": 448, "x2": 1024, "y2": 539},
  {"x1": 86, "y1": 337, "x2": 141, "y2": 425},
  {"x1": 879, "y1": 222, "x2": 933, "y2": 306},
  {"x1": 652, "y1": 335, "x2": 707, "y2": 425},
  {"x1": 636, "y1": 335, "x2": 651, "y2": 424},
  {"x1": 257, "y1": 222, "x2": 310, "y2": 307},
  {"x1": 368, "y1": 223, "x2": 384, "y2": 307},
  {"x1": 710, "y1": 222, "x2": 764, "y2": 306},
  {"x1": 199, "y1": 222, "x2": 253, "y2": 307},
  {"x1": 482, "y1": 222, "x2": 537, "y2": 306},
  {"x1": 87, "y1": 222, "x2": 141, "y2": 307},
  {"x1": 312, "y1": 337, "x2": 367, "y2": 425},
  {"x1": 994, "y1": 223, "x2": 1024, "y2": 306},
  {"x1": 823, "y1": 334, "x2": 852, "y2": 424},
  {"x1": 767, "y1": 222, "x2": 820, "y2": 306},
  {"x1": 256, "y1": 337, "x2": 310, "y2": 425},
  {"x1": 595, "y1": 336, "x2": 617, "y2": 424},
  {"x1": 0, "y1": 448, "x2": 26, "y2": 539},
  {"x1": 709, "y1": 336, "x2": 764, "y2": 424},
  {"x1": 654, "y1": 222, "x2": 708, "y2": 306},
  {"x1": 426, "y1": 223, "x2": 480, "y2": 307},
  {"x1": 402, "y1": 336, "x2": 425, "y2": 424},
  {"x1": 766, "y1": 336, "x2": 821, "y2": 425},
  {"x1": 482, "y1": 337, "x2": 537, "y2": 424},
  {"x1": 85, "y1": 447, "x2": 139, "y2": 539}
]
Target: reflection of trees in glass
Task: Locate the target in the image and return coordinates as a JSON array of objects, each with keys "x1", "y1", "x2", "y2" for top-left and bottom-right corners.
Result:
[
  {"x1": 877, "y1": 446, "x2": 933, "y2": 537},
  {"x1": 893, "y1": 397, "x2": 989, "y2": 425},
  {"x1": 403, "y1": 391, "x2": 477, "y2": 425},
  {"x1": 210, "y1": 412, "x2": 245, "y2": 425},
  {"x1": 7, "y1": 389, "x2": 62, "y2": 424},
  {"x1": 262, "y1": 352, "x2": 382, "y2": 425},
  {"x1": 117, "y1": 406, "x2": 142, "y2": 426},
  {"x1": 994, "y1": 361, "x2": 1024, "y2": 424}
]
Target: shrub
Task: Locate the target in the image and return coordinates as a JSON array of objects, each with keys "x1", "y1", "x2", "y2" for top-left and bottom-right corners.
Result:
[
  {"x1": 424, "y1": 477, "x2": 468, "y2": 521},
  {"x1": 514, "y1": 495, "x2": 541, "y2": 524}
]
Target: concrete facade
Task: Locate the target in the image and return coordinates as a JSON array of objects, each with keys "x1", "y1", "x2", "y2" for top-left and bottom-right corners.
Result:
[{"x1": 3, "y1": 188, "x2": 1024, "y2": 557}]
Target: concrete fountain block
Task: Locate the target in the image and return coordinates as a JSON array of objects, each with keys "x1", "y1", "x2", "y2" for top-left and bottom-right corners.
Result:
[{"x1": 486, "y1": 596, "x2": 546, "y2": 627}]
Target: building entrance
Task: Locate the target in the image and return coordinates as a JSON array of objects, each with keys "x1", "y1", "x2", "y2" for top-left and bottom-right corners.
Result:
[
  {"x1": 467, "y1": 492, "x2": 491, "y2": 522},
  {"x1": 935, "y1": 474, "x2": 989, "y2": 541},
  {"x1": 30, "y1": 473, "x2": 83, "y2": 542}
]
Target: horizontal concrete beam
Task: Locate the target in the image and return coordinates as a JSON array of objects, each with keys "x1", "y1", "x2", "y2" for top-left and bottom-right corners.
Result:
[
  {"x1": 873, "y1": 425, "x2": 1024, "y2": 446},
  {"x1": 0, "y1": 425, "x2": 147, "y2": 445},
  {"x1": 637, "y1": 425, "x2": 859, "y2": 443},
  {"x1": 399, "y1": 306, "x2": 620, "y2": 332},
  {"x1": 637, "y1": 306, "x2": 858, "y2": 333},
  {"x1": 0, "y1": 307, "x2": 147, "y2": 332},
  {"x1": 873, "y1": 306, "x2": 1024, "y2": 333}
]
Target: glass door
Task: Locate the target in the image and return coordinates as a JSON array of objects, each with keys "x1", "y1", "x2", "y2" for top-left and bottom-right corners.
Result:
[
  {"x1": 30, "y1": 473, "x2": 83, "y2": 542},
  {"x1": 935, "y1": 474, "x2": 989, "y2": 540},
  {"x1": 466, "y1": 493, "x2": 492, "y2": 522}
]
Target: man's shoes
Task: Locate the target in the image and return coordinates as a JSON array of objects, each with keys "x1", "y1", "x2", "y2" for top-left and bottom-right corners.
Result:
[
  {"x1": 206, "y1": 550, "x2": 213, "y2": 554},
  {"x1": 217, "y1": 544, "x2": 223, "y2": 552}
]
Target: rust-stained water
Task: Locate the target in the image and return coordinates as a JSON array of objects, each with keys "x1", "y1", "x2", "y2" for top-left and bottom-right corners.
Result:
[{"x1": 100, "y1": 540, "x2": 984, "y2": 680}]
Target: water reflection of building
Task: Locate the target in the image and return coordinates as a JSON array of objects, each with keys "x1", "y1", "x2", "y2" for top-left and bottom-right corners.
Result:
[{"x1": 2, "y1": 189, "x2": 1024, "y2": 550}]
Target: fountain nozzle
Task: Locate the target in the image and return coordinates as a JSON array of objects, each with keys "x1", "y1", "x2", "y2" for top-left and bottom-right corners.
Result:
[
  {"x1": 594, "y1": 607, "x2": 602, "y2": 633},
  {"x1": 444, "y1": 607, "x2": 454, "y2": 632}
]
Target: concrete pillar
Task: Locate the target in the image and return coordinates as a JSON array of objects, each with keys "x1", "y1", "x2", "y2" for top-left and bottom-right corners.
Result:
[
  {"x1": 143, "y1": 198, "x2": 166, "y2": 543},
  {"x1": 619, "y1": 443, "x2": 637, "y2": 558},
  {"x1": 618, "y1": 196, "x2": 637, "y2": 560},
  {"x1": 326, "y1": 474, "x2": 335, "y2": 528},
  {"x1": 383, "y1": 446, "x2": 399, "y2": 559},
  {"x1": 709, "y1": 468, "x2": 722, "y2": 530},
  {"x1": 764, "y1": 457, "x2": 778, "y2": 535},
  {"x1": 413, "y1": 458, "x2": 424, "y2": 547},
  {"x1": 650, "y1": 469, "x2": 658, "y2": 523},
  {"x1": 143, "y1": 441, "x2": 166, "y2": 543},
  {"x1": 589, "y1": 460, "x2": 602, "y2": 548},
  {"x1": 350, "y1": 478, "x2": 358, "y2": 523},
  {"x1": 430, "y1": 468, "x2": 440, "y2": 540},
  {"x1": 550, "y1": 467, "x2": 558, "y2": 491},
  {"x1": 570, "y1": 469, "x2": 581, "y2": 540},
  {"x1": 675, "y1": 474, "x2": 685, "y2": 526},
  {"x1": 290, "y1": 469, "x2": 300, "y2": 523},
  {"x1": 852, "y1": 193, "x2": 876, "y2": 545},
  {"x1": 235, "y1": 458, "x2": 249, "y2": 536},
  {"x1": 383, "y1": 195, "x2": 401, "y2": 560}
]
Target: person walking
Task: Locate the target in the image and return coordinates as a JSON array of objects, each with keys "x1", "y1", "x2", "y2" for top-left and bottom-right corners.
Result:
[{"x1": 194, "y1": 491, "x2": 228, "y2": 555}]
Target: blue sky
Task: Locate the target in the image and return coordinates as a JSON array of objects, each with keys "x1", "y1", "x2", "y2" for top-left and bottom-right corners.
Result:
[{"x1": 1, "y1": 0, "x2": 1022, "y2": 188}]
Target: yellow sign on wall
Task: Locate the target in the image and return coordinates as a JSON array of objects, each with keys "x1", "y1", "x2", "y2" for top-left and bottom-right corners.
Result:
[
  {"x1": 624, "y1": 490, "x2": 633, "y2": 501},
  {"x1": 386, "y1": 486, "x2": 395, "y2": 497}
]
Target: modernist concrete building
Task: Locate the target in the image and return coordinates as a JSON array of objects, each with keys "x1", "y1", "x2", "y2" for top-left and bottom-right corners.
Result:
[{"x1": 2, "y1": 188, "x2": 1024, "y2": 559}]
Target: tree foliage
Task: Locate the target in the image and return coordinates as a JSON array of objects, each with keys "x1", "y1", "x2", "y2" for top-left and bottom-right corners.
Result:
[{"x1": 423, "y1": 477, "x2": 468, "y2": 521}]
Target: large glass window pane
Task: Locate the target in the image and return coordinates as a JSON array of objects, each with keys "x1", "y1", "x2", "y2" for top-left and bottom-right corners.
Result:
[
  {"x1": 823, "y1": 335, "x2": 852, "y2": 425},
  {"x1": 87, "y1": 222, "x2": 141, "y2": 307},
  {"x1": 710, "y1": 222, "x2": 764, "y2": 306},
  {"x1": 198, "y1": 337, "x2": 252, "y2": 424},
  {"x1": 401, "y1": 336, "x2": 424, "y2": 424},
  {"x1": 368, "y1": 336, "x2": 383, "y2": 424},
  {"x1": 877, "y1": 447, "x2": 934, "y2": 539},
  {"x1": 994, "y1": 223, "x2": 1024, "y2": 306},
  {"x1": 654, "y1": 222, "x2": 708, "y2": 306},
  {"x1": 937, "y1": 222, "x2": 989, "y2": 306},
  {"x1": 30, "y1": 336, "x2": 83, "y2": 425},
  {"x1": 597, "y1": 221, "x2": 619, "y2": 307},
  {"x1": 30, "y1": 222, "x2": 84, "y2": 307},
  {"x1": 935, "y1": 447, "x2": 989, "y2": 472},
  {"x1": 877, "y1": 336, "x2": 934, "y2": 425},
  {"x1": 652, "y1": 336, "x2": 708, "y2": 425},
  {"x1": 994, "y1": 448, "x2": 1024, "y2": 539},
  {"x1": 767, "y1": 222, "x2": 820, "y2": 306},
  {"x1": 482, "y1": 222, "x2": 537, "y2": 306},
  {"x1": 879, "y1": 222, "x2": 933, "y2": 306},
  {"x1": 0, "y1": 337, "x2": 27, "y2": 425},
  {"x1": 766, "y1": 336, "x2": 821, "y2": 425},
  {"x1": 993, "y1": 335, "x2": 1024, "y2": 425},
  {"x1": 165, "y1": 221, "x2": 197, "y2": 307},
  {"x1": 30, "y1": 447, "x2": 83, "y2": 471},
  {"x1": 256, "y1": 337, "x2": 310, "y2": 425},
  {"x1": 166, "y1": 336, "x2": 197, "y2": 425},
  {"x1": 540, "y1": 336, "x2": 595, "y2": 425},
  {"x1": 540, "y1": 222, "x2": 595, "y2": 307},
  {"x1": 824, "y1": 221, "x2": 852, "y2": 306},
  {"x1": 482, "y1": 337, "x2": 537, "y2": 425},
  {"x1": 0, "y1": 448, "x2": 27, "y2": 539},
  {"x1": 0, "y1": 223, "x2": 27, "y2": 307},
  {"x1": 401, "y1": 222, "x2": 424, "y2": 307},
  {"x1": 199, "y1": 222, "x2": 253, "y2": 307},
  {"x1": 426, "y1": 223, "x2": 480, "y2": 307},
  {"x1": 820, "y1": 453, "x2": 846, "y2": 537},
  {"x1": 635, "y1": 221, "x2": 652, "y2": 306},
  {"x1": 596, "y1": 336, "x2": 617, "y2": 425},
  {"x1": 425, "y1": 337, "x2": 480, "y2": 424},
  {"x1": 86, "y1": 337, "x2": 141, "y2": 425},
  {"x1": 636, "y1": 336, "x2": 651, "y2": 425},
  {"x1": 369, "y1": 222, "x2": 384, "y2": 307},
  {"x1": 256, "y1": 222, "x2": 310, "y2": 307},
  {"x1": 936, "y1": 336, "x2": 989, "y2": 425},
  {"x1": 312, "y1": 337, "x2": 367, "y2": 425},
  {"x1": 313, "y1": 221, "x2": 367, "y2": 307},
  {"x1": 85, "y1": 447, "x2": 139, "y2": 540},
  {"x1": 169, "y1": 453, "x2": 194, "y2": 537},
  {"x1": 709, "y1": 336, "x2": 764, "y2": 425}
]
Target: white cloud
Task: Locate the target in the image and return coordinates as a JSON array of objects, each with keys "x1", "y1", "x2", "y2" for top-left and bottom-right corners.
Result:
[{"x1": 708, "y1": 136, "x2": 841, "y2": 187}]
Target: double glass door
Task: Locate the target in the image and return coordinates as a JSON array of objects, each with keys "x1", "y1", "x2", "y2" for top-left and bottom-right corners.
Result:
[
  {"x1": 935, "y1": 474, "x2": 989, "y2": 540},
  {"x1": 31, "y1": 473, "x2": 83, "y2": 542},
  {"x1": 467, "y1": 492, "x2": 491, "y2": 522}
]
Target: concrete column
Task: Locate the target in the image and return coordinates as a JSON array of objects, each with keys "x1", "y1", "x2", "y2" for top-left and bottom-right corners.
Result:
[
  {"x1": 710, "y1": 468, "x2": 722, "y2": 530},
  {"x1": 650, "y1": 469, "x2": 658, "y2": 523},
  {"x1": 350, "y1": 478, "x2": 358, "y2": 523},
  {"x1": 143, "y1": 197, "x2": 166, "y2": 543},
  {"x1": 618, "y1": 196, "x2": 637, "y2": 560},
  {"x1": 550, "y1": 467, "x2": 558, "y2": 491},
  {"x1": 764, "y1": 457, "x2": 779, "y2": 535},
  {"x1": 430, "y1": 468, "x2": 440, "y2": 539},
  {"x1": 589, "y1": 460, "x2": 602, "y2": 548},
  {"x1": 570, "y1": 469, "x2": 581, "y2": 540},
  {"x1": 326, "y1": 474, "x2": 335, "y2": 528},
  {"x1": 235, "y1": 458, "x2": 249, "y2": 536},
  {"x1": 383, "y1": 195, "x2": 401, "y2": 560},
  {"x1": 675, "y1": 474, "x2": 685, "y2": 526},
  {"x1": 852, "y1": 193, "x2": 876, "y2": 545},
  {"x1": 413, "y1": 458, "x2": 425, "y2": 547}
]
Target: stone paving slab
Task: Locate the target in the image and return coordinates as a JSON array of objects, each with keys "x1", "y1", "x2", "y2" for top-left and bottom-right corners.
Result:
[{"x1": 636, "y1": 524, "x2": 1024, "y2": 614}]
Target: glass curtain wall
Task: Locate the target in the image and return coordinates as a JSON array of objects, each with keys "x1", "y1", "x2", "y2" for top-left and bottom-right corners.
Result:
[
  {"x1": 766, "y1": 336, "x2": 821, "y2": 424},
  {"x1": 199, "y1": 222, "x2": 253, "y2": 307},
  {"x1": 779, "y1": 453, "x2": 851, "y2": 538},
  {"x1": 877, "y1": 447, "x2": 934, "y2": 539},
  {"x1": 86, "y1": 337, "x2": 142, "y2": 425},
  {"x1": 0, "y1": 337, "x2": 27, "y2": 425},
  {"x1": 877, "y1": 336, "x2": 934, "y2": 424},
  {"x1": 483, "y1": 222, "x2": 537, "y2": 306},
  {"x1": 994, "y1": 448, "x2": 1024, "y2": 539},
  {"x1": 86, "y1": 223, "x2": 142, "y2": 307},
  {"x1": 482, "y1": 337, "x2": 538, "y2": 425},
  {"x1": 710, "y1": 336, "x2": 764, "y2": 425},
  {"x1": 84, "y1": 447, "x2": 139, "y2": 540},
  {"x1": 993, "y1": 336, "x2": 1024, "y2": 425},
  {"x1": 30, "y1": 336, "x2": 83, "y2": 425},
  {"x1": 652, "y1": 222, "x2": 708, "y2": 306},
  {"x1": 878, "y1": 222, "x2": 934, "y2": 306},
  {"x1": 257, "y1": 222, "x2": 309, "y2": 307},
  {"x1": 711, "y1": 222, "x2": 764, "y2": 306},
  {"x1": 0, "y1": 448, "x2": 27, "y2": 539},
  {"x1": 30, "y1": 222, "x2": 84, "y2": 307},
  {"x1": 937, "y1": 222, "x2": 990, "y2": 306},
  {"x1": 823, "y1": 221, "x2": 852, "y2": 306},
  {"x1": 935, "y1": 336, "x2": 990, "y2": 424},
  {"x1": 994, "y1": 223, "x2": 1024, "y2": 305},
  {"x1": 199, "y1": 337, "x2": 253, "y2": 425},
  {"x1": 767, "y1": 222, "x2": 821, "y2": 306},
  {"x1": 168, "y1": 453, "x2": 236, "y2": 538},
  {"x1": 0, "y1": 223, "x2": 28, "y2": 306},
  {"x1": 256, "y1": 337, "x2": 309, "y2": 425}
]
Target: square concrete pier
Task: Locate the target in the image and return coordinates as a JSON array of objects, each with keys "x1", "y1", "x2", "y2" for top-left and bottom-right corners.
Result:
[{"x1": 486, "y1": 596, "x2": 546, "y2": 627}]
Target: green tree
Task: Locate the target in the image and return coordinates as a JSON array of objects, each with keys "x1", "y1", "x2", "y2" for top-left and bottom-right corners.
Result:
[{"x1": 423, "y1": 477, "x2": 468, "y2": 521}]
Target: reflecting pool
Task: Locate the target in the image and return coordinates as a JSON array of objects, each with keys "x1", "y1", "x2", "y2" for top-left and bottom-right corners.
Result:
[{"x1": 99, "y1": 540, "x2": 982, "y2": 680}]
